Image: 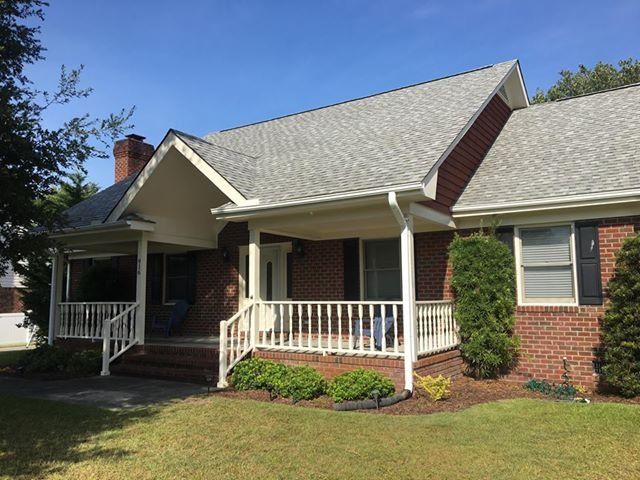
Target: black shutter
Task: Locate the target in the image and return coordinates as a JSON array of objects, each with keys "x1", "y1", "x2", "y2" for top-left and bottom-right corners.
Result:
[
  {"x1": 187, "y1": 251, "x2": 197, "y2": 305},
  {"x1": 343, "y1": 239, "x2": 360, "y2": 301},
  {"x1": 575, "y1": 222, "x2": 603, "y2": 305},
  {"x1": 149, "y1": 254, "x2": 164, "y2": 305}
]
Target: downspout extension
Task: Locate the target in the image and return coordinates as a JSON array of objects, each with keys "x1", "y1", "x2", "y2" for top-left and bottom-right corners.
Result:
[{"x1": 388, "y1": 192, "x2": 416, "y2": 392}]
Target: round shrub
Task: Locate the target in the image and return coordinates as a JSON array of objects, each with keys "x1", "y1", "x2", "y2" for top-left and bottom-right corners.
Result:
[
  {"x1": 231, "y1": 357, "x2": 273, "y2": 390},
  {"x1": 327, "y1": 368, "x2": 395, "y2": 403},
  {"x1": 18, "y1": 344, "x2": 72, "y2": 373},
  {"x1": 602, "y1": 234, "x2": 640, "y2": 397},
  {"x1": 449, "y1": 231, "x2": 519, "y2": 378},
  {"x1": 66, "y1": 349, "x2": 102, "y2": 376},
  {"x1": 274, "y1": 365, "x2": 326, "y2": 402}
]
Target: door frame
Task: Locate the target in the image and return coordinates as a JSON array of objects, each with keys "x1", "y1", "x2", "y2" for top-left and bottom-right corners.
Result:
[{"x1": 238, "y1": 242, "x2": 292, "y2": 308}]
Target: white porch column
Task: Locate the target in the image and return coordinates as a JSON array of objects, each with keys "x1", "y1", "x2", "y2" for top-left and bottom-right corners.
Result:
[
  {"x1": 248, "y1": 228, "x2": 261, "y2": 346},
  {"x1": 400, "y1": 215, "x2": 417, "y2": 391},
  {"x1": 135, "y1": 233, "x2": 148, "y2": 344},
  {"x1": 47, "y1": 253, "x2": 65, "y2": 345}
]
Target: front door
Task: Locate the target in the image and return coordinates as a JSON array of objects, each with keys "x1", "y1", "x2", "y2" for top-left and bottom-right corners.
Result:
[{"x1": 260, "y1": 246, "x2": 282, "y2": 302}]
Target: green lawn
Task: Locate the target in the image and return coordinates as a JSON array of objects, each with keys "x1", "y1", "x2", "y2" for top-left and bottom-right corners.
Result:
[
  {"x1": 0, "y1": 349, "x2": 27, "y2": 367},
  {"x1": 0, "y1": 395, "x2": 639, "y2": 480}
]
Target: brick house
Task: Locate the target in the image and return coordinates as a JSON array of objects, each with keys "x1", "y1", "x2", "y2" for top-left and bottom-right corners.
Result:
[{"x1": 46, "y1": 60, "x2": 640, "y2": 390}]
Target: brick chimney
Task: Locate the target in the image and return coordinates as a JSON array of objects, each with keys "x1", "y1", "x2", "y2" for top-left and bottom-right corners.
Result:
[{"x1": 113, "y1": 134, "x2": 154, "y2": 183}]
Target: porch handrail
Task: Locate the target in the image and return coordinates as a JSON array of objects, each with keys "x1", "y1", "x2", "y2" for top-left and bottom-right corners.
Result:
[
  {"x1": 217, "y1": 302, "x2": 255, "y2": 388},
  {"x1": 254, "y1": 300, "x2": 404, "y2": 358},
  {"x1": 101, "y1": 302, "x2": 139, "y2": 376},
  {"x1": 415, "y1": 300, "x2": 458, "y2": 356}
]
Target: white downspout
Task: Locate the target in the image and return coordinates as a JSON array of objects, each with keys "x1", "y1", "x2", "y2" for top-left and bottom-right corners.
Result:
[{"x1": 388, "y1": 192, "x2": 417, "y2": 392}]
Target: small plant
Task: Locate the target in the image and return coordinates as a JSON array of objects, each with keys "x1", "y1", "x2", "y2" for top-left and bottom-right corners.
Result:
[
  {"x1": 231, "y1": 357, "x2": 273, "y2": 390},
  {"x1": 274, "y1": 365, "x2": 327, "y2": 402},
  {"x1": 327, "y1": 368, "x2": 395, "y2": 403},
  {"x1": 18, "y1": 344, "x2": 72, "y2": 373},
  {"x1": 66, "y1": 349, "x2": 102, "y2": 376},
  {"x1": 524, "y1": 378, "x2": 553, "y2": 395},
  {"x1": 413, "y1": 373, "x2": 451, "y2": 401},
  {"x1": 524, "y1": 359, "x2": 587, "y2": 401}
]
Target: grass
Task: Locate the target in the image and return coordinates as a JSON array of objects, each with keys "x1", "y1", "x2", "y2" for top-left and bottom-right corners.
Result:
[
  {"x1": 0, "y1": 349, "x2": 27, "y2": 367},
  {"x1": 0, "y1": 395, "x2": 639, "y2": 480}
]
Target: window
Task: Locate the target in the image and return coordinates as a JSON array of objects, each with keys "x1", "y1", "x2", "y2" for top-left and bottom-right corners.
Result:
[
  {"x1": 517, "y1": 225, "x2": 575, "y2": 304},
  {"x1": 363, "y1": 238, "x2": 401, "y2": 300},
  {"x1": 165, "y1": 254, "x2": 190, "y2": 303}
]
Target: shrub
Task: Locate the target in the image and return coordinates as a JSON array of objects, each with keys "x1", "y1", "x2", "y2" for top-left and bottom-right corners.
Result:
[
  {"x1": 414, "y1": 373, "x2": 451, "y2": 401},
  {"x1": 274, "y1": 365, "x2": 327, "y2": 402},
  {"x1": 602, "y1": 234, "x2": 640, "y2": 397},
  {"x1": 230, "y1": 357, "x2": 273, "y2": 390},
  {"x1": 18, "y1": 344, "x2": 72, "y2": 373},
  {"x1": 449, "y1": 231, "x2": 520, "y2": 378},
  {"x1": 66, "y1": 349, "x2": 102, "y2": 376},
  {"x1": 327, "y1": 368, "x2": 395, "y2": 403}
]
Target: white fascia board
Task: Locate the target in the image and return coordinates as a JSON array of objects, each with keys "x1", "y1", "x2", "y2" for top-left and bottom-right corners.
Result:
[
  {"x1": 50, "y1": 219, "x2": 155, "y2": 239},
  {"x1": 107, "y1": 131, "x2": 248, "y2": 224},
  {"x1": 409, "y1": 202, "x2": 456, "y2": 228},
  {"x1": 452, "y1": 189, "x2": 640, "y2": 218},
  {"x1": 419, "y1": 62, "x2": 520, "y2": 192},
  {"x1": 211, "y1": 183, "x2": 424, "y2": 220}
]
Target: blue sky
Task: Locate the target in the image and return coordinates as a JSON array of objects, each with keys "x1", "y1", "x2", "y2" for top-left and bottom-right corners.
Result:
[{"x1": 29, "y1": 0, "x2": 640, "y2": 188}]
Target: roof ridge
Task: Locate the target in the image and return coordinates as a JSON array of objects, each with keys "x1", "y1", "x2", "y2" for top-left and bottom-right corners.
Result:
[
  {"x1": 172, "y1": 129, "x2": 259, "y2": 160},
  {"x1": 528, "y1": 81, "x2": 640, "y2": 109},
  {"x1": 213, "y1": 60, "x2": 516, "y2": 134}
]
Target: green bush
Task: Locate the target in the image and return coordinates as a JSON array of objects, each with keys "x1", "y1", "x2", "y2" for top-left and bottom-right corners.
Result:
[
  {"x1": 66, "y1": 349, "x2": 102, "y2": 376},
  {"x1": 602, "y1": 234, "x2": 640, "y2": 397},
  {"x1": 449, "y1": 231, "x2": 520, "y2": 378},
  {"x1": 327, "y1": 368, "x2": 395, "y2": 403},
  {"x1": 18, "y1": 344, "x2": 72, "y2": 373},
  {"x1": 231, "y1": 357, "x2": 273, "y2": 390},
  {"x1": 274, "y1": 365, "x2": 327, "y2": 402}
]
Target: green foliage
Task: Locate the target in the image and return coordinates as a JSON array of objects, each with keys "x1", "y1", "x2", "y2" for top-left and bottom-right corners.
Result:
[
  {"x1": 449, "y1": 231, "x2": 519, "y2": 378},
  {"x1": 231, "y1": 358, "x2": 325, "y2": 402},
  {"x1": 274, "y1": 365, "x2": 327, "y2": 402},
  {"x1": 65, "y1": 349, "x2": 102, "y2": 376},
  {"x1": 602, "y1": 234, "x2": 640, "y2": 397},
  {"x1": 524, "y1": 379, "x2": 578, "y2": 400},
  {"x1": 327, "y1": 368, "x2": 395, "y2": 403},
  {"x1": 18, "y1": 344, "x2": 72, "y2": 373},
  {"x1": 17, "y1": 171, "x2": 101, "y2": 341},
  {"x1": 524, "y1": 379, "x2": 553, "y2": 395},
  {"x1": 532, "y1": 58, "x2": 640, "y2": 103},
  {"x1": 0, "y1": 1, "x2": 133, "y2": 277},
  {"x1": 414, "y1": 373, "x2": 451, "y2": 401}
]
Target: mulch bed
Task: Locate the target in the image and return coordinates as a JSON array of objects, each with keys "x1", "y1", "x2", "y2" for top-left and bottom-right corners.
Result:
[{"x1": 213, "y1": 376, "x2": 640, "y2": 415}]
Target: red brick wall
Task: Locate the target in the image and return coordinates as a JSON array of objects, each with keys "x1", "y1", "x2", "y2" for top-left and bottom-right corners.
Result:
[
  {"x1": 291, "y1": 239, "x2": 344, "y2": 301},
  {"x1": 0, "y1": 287, "x2": 23, "y2": 313},
  {"x1": 415, "y1": 231, "x2": 454, "y2": 301}
]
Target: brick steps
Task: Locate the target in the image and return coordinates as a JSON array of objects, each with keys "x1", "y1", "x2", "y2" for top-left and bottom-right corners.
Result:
[{"x1": 112, "y1": 344, "x2": 219, "y2": 385}]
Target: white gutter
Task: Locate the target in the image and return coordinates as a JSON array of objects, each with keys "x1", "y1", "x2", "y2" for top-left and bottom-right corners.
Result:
[{"x1": 49, "y1": 219, "x2": 155, "y2": 238}]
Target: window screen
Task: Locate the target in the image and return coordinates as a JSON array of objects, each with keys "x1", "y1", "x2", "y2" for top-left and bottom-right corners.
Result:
[
  {"x1": 363, "y1": 239, "x2": 401, "y2": 300},
  {"x1": 519, "y1": 226, "x2": 574, "y2": 302}
]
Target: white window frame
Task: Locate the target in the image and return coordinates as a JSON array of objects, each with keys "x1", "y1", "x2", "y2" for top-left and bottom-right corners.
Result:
[
  {"x1": 359, "y1": 237, "x2": 402, "y2": 301},
  {"x1": 514, "y1": 222, "x2": 579, "y2": 306},
  {"x1": 238, "y1": 242, "x2": 292, "y2": 307}
]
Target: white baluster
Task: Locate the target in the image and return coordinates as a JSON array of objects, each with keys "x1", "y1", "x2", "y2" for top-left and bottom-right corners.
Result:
[
  {"x1": 279, "y1": 304, "x2": 284, "y2": 346},
  {"x1": 369, "y1": 304, "x2": 375, "y2": 353},
  {"x1": 317, "y1": 304, "x2": 322, "y2": 349},
  {"x1": 348, "y1": 304, "x2": 353, "y2": 351},
  {"x1": 288, "y1": 304, "x2": 293, "y2": 346},
  {"x1": 327, "y1": 305, "x2": 332, "y2": 352},
  {"x1": 393, "y1": 304, "x2": 399, "y2": 353},
  {"x1": 381, "y1": 305, "x2": 387, "y2": 352},
  {"x1": 337, "y1": 305, "x2": 343, "y2": 352},
  {"x1": 358, "y1": 304, "x2": 364, "y2": 352},
  {"x1": 297, "y1": 304, "x2": 303, "y2": 348},
  {"x1": 307, "y1": 304, "x2": 312, "y2": 349},
  {"x1": 270, "y1": 304, "x2": 275, "y2": 346}
]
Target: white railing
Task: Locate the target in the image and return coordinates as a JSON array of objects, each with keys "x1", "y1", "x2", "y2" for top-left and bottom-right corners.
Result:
[
  {"x1": 58, "y1": 302, "x2": 136, "y2": 340},
  {"x1": 255, "y1": 301, "x2": 403, "y2": 357},
  {"x1": 101, "y1": 302, "x2": 139, "y2": 375},
  {"x1": 217, "y1": 302, "x2": 255, "y2": 387},
  {"x1": 416, "y1": 301, "x2": 458, "y2": 356}
]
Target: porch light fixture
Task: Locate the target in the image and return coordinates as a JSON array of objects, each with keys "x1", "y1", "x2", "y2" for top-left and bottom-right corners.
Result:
[
  {"x1": 221, "y1": 247, "x2": 231, "y2": 263},
  {"x1": 293, "y1": 239, "x2": 305, "y2": 257}
]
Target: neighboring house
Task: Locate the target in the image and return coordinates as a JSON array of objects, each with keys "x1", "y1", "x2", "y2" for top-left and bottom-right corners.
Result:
[
  {"x1": 0, "y1": 266, "x2": 32, "y2": 347},
  {"x1": 46, "y1": 60, "x2": 640, "y2": 390}
]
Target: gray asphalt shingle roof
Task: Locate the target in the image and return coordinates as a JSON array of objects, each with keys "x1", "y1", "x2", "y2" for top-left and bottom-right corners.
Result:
[
  {"x1": 455, "y1": 84, "x2": 640, "y2": 210},
  {"x1": 173, "y1": 130, "x2": 256, "y2": 198},
  {"x1": 60, "y1": 175, "x2": 136, "y2": 229},
  {"x1": 205, "y1": 60, "x2": 516, "y2": 203}
]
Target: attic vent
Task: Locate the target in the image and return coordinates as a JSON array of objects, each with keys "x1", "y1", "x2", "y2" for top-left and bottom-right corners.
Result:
[{"x1": 498, "y1": 85, "x2": 509, "y2": 102}]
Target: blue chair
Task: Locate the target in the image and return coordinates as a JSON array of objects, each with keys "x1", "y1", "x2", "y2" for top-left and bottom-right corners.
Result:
[
  {"x1": 353, "y1": 305, "x2": 395, "y2": 351},
  {"x1": 151, "y1": 300, "x2": 189, "y2": 337}
]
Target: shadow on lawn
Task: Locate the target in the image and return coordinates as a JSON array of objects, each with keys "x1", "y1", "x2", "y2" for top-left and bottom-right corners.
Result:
[{"x1": 0, "y1": 394, "x2": 160, "y2": 479}]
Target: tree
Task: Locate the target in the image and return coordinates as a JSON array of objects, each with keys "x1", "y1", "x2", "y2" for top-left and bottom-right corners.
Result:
[
  {"x1": 18, "y1": 171, "x2": 99, "y2": 342},
  {"x1": 0, "y1": 0, "x2": 134, "y2": 276},
  {"x1": 448, "y1": 231, "x2": 519, "y2": 378},
  {"x1": 531, "y1": 58, "x2": 640, "y2": 104},
  {"x1": 601, "y1": 234, "x2": 640, "y2": 397}
]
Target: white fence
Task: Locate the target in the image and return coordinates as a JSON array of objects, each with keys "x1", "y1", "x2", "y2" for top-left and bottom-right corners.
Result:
[
  {"x1": 416, "y1": 301, "x2": 458, "y2": 356},
  {"x1": 0, "y1": 313, "x2": 34, "y2": 348}
]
